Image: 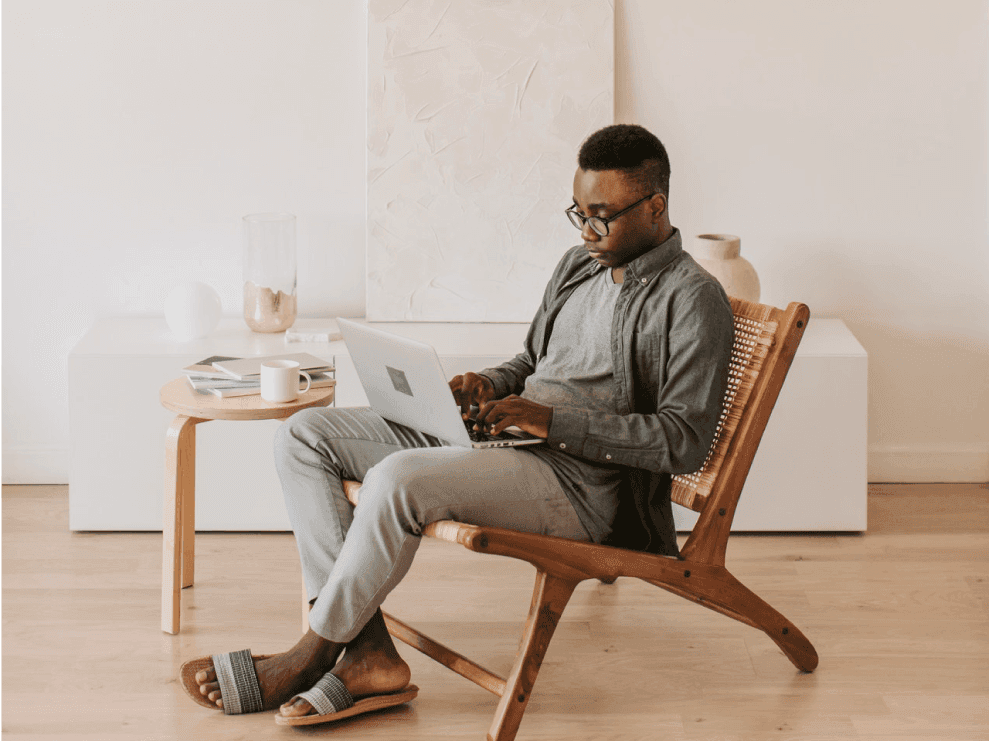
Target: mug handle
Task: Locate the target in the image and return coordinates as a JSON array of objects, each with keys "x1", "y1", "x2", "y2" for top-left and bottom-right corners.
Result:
[{"x1": 299, "y1": 370, "x2": 312, "y2": 394}]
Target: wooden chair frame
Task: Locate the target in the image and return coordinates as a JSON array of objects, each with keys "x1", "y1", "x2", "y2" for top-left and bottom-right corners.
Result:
[{"x1": 342, "y1": 299, "x2": 816, "y2": 741}]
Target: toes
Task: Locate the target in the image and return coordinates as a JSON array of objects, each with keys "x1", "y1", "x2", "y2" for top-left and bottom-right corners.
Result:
[
  {"x1": 199, "y1": 681, "x2": 219, "y2": 697},
  {"x1": 279, "y1": 697, "x2": 314, "y2": 717},
  {"x1": 207, "y1": 689, "x2": 223, "y2": 703},
  {"x1": 195, "y1": 667, "x2": 216, "y2": 684}
]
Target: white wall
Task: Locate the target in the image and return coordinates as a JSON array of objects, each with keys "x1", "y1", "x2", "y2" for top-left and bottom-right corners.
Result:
[
  {"x1": 2, "y1": 0, "x2": 368, "y2": 481},
  {"x1": 3, "y1": 0, "x2": 988, "y2": 483},
  {"x1": 616, "y1": 0, "x2": 989, "y2": 482}
]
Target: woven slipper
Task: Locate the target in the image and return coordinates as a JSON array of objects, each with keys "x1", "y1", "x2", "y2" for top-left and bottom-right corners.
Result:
[
  {"x1": 180, "y1": 649, "x2": 279, "y2": 714},
  {"x1": 274, "y1": 671, "x2": 419, "y2": 727}
]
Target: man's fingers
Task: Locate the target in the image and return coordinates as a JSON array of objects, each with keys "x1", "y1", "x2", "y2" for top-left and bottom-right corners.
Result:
[
  {"x1": 489, "y1": 401, "x2": 521, "y2": 434},
  {"x1": 479, "y1": 396, "x2": 549, "y2": 436},
  {"x1": 477, "y1": 399, "x2": 518, "y2": 432},
  {"x1": 454, "y1": 373, "x2": 490, "y2": 419},
  {"x1": 465, "y1": 381, "x2": 483, "y2": 418},
  {"x1": 449, "y1": 376, "x2": 465, "y2": 415},
  {"x1": 491, "y1": 413, "x2": 519, "y2": 436},
  {"x1": 474, "y1": 404, "x2": 488, "y2": 426},
  {"x1": 474, "y1": 399, "x2": 499, "y2": 427}
]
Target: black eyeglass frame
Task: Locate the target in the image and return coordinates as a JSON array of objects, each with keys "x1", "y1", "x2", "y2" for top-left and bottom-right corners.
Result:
[{"x1": 565, "y1": 192, "x2": 658, "y2": 237}]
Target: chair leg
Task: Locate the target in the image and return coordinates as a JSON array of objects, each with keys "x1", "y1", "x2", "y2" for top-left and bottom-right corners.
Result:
[
  {"x1": 487, "y1": 570, "x2": 578, "y2": 741},
  {"x1": 645, "y1": 567, "x2": 818, "y2": 673},
  {"x1": 727, "y1": 576, "x2": 818, "y2": 673}
]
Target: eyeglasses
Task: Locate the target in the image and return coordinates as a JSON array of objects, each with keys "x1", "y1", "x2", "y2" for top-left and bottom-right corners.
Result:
[{"x1": 565, "y1": 193, "x2": 657, "y2": 237}]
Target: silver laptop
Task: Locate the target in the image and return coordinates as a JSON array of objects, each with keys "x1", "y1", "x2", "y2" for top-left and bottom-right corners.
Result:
[{"x1": 337, "y1": 318, "x2": 545, "y2": 449}]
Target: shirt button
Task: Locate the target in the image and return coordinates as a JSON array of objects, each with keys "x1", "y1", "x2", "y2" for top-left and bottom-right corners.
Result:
[
  {"x1": 641, "y1": 278, "x2": 648, "y2": 284},
  {"x1": 606, "y1": 454, "x2": 612, "y2": 460},
  {"x1": 559, "y1": 443, "x2": 566, "y2": 449}
]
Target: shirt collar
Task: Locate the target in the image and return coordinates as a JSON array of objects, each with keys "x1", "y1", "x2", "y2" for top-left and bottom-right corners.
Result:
[{"x1": 587, "y1": 228, "x2": 683, "y2": 282}]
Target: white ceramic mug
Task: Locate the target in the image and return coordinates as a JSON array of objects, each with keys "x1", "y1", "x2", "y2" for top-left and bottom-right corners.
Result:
[{"x1": 260, "y1": 360, "x2": 312, "y2": 403}]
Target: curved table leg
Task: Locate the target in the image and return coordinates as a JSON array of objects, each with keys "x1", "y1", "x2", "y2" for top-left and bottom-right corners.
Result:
[
  {"x1": 162, "y1": 415, "x2": 205, "y2": 634},
  {"x1": 182, "y1": 449, "x2": 196, "y2": 591}
]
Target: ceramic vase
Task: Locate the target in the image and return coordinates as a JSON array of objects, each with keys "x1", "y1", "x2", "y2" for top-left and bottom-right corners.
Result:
[{"x1": 690, "y1": 234, "x2": 761, "y2": 302}]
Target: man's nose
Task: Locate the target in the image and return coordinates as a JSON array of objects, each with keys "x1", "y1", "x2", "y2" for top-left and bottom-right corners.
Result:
[{"x1": 581, "y1": 221, "x2": 601, "y2": 242}]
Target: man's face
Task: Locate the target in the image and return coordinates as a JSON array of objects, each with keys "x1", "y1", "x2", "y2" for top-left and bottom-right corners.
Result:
[{"x1": 571, "y1": 167, "x2": 666, "y2": 268}]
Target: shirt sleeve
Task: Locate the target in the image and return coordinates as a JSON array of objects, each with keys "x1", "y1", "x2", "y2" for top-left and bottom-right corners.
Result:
[{"x1": 545, "y1": 280, "x2": 734, "y2": 475}]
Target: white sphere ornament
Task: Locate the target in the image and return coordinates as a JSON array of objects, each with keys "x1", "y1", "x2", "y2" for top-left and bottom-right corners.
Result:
[{"x1": 164, "y1": 281, "x2": 223, "y2": 341}]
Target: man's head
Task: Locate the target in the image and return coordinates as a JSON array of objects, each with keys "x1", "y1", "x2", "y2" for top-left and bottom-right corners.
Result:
[{"x1": 570, "y1": 124, "x2": 673, "y2": 268}]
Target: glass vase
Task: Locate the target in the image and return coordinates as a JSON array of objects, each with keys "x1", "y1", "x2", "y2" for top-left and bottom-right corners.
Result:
[{"x1": 242, "y1": 213, "x2": 297, "y2": 333}]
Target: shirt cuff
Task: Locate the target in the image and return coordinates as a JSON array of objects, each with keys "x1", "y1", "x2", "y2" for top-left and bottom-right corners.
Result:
[
  {"x1": 545, "y1": 406, "x2": 589, "y2": 457},
  {"x1": 477, "y1": 370, "x2": 512, "y2": 400}
]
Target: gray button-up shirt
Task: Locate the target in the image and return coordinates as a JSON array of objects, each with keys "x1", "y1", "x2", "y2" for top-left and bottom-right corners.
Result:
[{"x1": 480, "y1": 229, "x2": 734, "y2": 555}]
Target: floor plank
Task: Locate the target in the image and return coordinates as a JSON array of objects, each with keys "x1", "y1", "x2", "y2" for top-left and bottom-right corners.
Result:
[{"x1": 2, "y1": 482, "x2": 987, "y2": 740}]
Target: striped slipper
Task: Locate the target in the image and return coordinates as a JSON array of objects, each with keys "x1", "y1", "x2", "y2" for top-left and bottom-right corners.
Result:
[
  {"x1": 180, "y1": 649, "x2": 276, "y2": 714},
  {"x1": 274, "y1": 671, "x2": 419, "y2": 727}
]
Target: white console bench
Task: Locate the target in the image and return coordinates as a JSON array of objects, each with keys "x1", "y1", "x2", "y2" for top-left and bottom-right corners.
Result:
[{"x1": 68, "y1": 316, "x2": 867, "y2": 533}]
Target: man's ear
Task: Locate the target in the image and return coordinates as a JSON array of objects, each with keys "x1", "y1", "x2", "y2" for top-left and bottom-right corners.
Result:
[{"x1": 649, "y1": 193, "x2": 668, "y2": 221}]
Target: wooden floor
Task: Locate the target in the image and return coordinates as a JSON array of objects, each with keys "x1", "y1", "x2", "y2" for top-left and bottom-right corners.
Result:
[{"x1": 3, "y1": 483, "x2": 987, "y2": 740}]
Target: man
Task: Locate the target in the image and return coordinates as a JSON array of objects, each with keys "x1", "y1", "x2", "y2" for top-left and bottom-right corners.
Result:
[{"x1": 183, "y1": 124, "x2": 734, "y2": 724}]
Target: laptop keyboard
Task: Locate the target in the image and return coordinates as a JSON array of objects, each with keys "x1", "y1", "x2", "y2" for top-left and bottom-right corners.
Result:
[{"x1": 464, "y1": 418, "x2": 508, "y2": 442}]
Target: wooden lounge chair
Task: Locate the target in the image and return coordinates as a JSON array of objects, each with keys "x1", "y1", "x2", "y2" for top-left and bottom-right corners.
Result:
[{"x1": 342, "y1": 298, "x2": 817, "y2": 741}]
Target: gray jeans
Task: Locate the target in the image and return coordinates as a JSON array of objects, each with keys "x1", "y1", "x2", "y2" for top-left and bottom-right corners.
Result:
[{"x1": 273, "y1": 406, "x2": 589, "y2": 643}]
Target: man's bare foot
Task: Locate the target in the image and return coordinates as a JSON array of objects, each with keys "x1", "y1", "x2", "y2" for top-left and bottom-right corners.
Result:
[
  {"x1": 194, "y1": 629, "x2": 342, "y2": 711},
  {"x1": 279, "y1": 611, "x2": 411, "y2": 718}
]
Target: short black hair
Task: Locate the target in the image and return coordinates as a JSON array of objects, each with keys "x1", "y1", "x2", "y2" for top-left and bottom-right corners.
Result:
[{"x1": 578, "y1": 124, "x2": 671, "y2": 197}]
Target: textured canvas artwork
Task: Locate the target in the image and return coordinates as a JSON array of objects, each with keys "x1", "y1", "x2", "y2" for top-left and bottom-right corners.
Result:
[{"x1": 367, "y1": 0, "x2": 613, "y2": 322}]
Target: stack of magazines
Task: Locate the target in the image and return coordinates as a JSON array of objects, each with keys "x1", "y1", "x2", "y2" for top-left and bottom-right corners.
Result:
[{"x1": 182, "y1": 354, "x2": 335, "y2": 398}]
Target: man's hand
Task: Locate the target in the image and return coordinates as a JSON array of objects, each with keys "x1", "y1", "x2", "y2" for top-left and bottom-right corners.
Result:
[
  {"x1": 475, "y1": 395, "x2": 553, "y2": 439},
  {"x1": 449, "y1": 372, "x2": 496, "y2": 419}
]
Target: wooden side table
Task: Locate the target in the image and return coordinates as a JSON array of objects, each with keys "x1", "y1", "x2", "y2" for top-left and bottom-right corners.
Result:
[{"x1": 159, "y1": 378, "x2": 335, "y2": 634}]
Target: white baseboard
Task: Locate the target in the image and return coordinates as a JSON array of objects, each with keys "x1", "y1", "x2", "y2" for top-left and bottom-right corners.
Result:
[
  {"x1": 2, "y1": 447, "x2": 70, "y2": 484},
  {"x1": 869, "y1": 445, "x2": 989, "y2": 483},
  {"x1": 3, "y1": 444, "x2": 986, "y2": 486}
]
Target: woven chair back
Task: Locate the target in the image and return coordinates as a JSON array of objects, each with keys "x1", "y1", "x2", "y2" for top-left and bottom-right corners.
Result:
[{"x1": 670, "y1": 299, "x2": 779, "y2": 513}]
